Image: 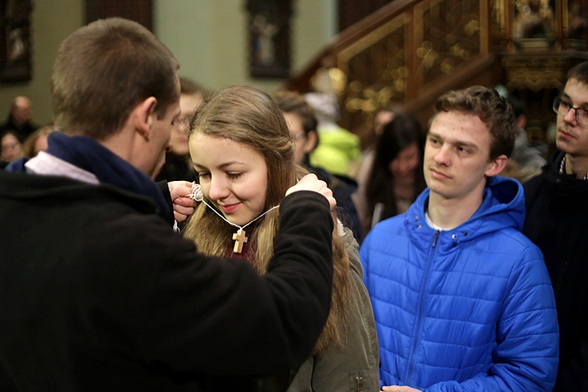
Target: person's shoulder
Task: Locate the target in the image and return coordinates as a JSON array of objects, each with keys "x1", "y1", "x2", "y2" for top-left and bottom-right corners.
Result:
[
  {"x1": 484, "y1": 225, "x2": 544, "y2": 264},
  {"x1": 82, "y1": 198, "x2": 196, "y2": 265},
  {"x1": 362, "y1": 214, "x2": 407, "y2": 245}
]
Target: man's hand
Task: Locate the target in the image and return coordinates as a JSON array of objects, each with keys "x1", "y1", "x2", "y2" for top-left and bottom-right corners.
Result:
[
  {"x1": 167, "y1": 181, "x2": 197, "y2": 222},
  {"x1": 285, "y1": 174, "x2": 336, "y2": 210},
  {"x1": 381, "y1": 385, "x2": 422, "y2": 392}
]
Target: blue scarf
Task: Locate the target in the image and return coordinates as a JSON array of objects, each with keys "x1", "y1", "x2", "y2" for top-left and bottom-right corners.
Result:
[{"x1": 7, "y1": 132, "x2": 170, "y2": 219}]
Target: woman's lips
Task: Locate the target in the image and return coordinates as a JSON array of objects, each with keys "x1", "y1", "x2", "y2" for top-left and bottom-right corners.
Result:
[{"x1": 219, "y1": 203, "x2": 240, "y2": 214}]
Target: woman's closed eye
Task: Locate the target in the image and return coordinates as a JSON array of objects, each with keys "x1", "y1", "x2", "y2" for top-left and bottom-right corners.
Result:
[{"x1": 227, "y1": 172, "x2": 244, "y2": 180}]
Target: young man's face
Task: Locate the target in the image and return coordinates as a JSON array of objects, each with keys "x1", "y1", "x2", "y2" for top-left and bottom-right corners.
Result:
[
  {"x1": 169, "y1": 92, "x2": 203, "y2": 157},
  {"x1": 424, "y1": 111, "x2": 501, "y2": 203},
  {"x1": 283, "y1": 112, "x2": 315, "y2": 165},
  {"x1": 555, "y1": 78, "x2": 588, "y2": 158}
]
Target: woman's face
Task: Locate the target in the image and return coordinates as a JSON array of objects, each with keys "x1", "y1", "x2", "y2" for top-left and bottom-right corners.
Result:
[
  {"x1": 1, "y1": 133, "x2": 22, "y2": 162},
  {"x1": 189, "y1": 133, "x2": 268, "y2": 227},
  {"x1": 389, "y1": 142, "x2": 420, "y2": 178}
]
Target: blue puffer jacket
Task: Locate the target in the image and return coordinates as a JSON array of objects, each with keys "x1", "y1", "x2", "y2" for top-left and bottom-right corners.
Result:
[{"x1": 360, "y1": 176, "x2": 559, "y2": 391}]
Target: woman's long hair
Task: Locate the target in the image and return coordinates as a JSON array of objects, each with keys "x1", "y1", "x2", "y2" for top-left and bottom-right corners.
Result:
[{"x1": 182, "y1": 85, "x2": 350, "y2": 353}]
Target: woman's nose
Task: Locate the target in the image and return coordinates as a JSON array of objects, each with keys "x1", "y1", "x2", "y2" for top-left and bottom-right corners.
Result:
[{"x1": 207, "y1": 176, "x2": 229, "y2": 200}]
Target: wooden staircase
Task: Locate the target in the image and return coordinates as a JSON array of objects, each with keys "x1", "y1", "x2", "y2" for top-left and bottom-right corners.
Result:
[{"x1": 285, "y1": 0, "x2": 588, "y2": 147}]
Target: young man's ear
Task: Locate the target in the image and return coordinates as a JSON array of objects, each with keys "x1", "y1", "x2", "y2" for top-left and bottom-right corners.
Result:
[
  {"x1": 304, "y1": 130, "x2": 319, "y2": 154},
  {"x1": 132, "y1": 97, "x2": 157, "y2": 142},
  {"x1": 485, "y1": 155, "x2": 509, "y2": 177}
]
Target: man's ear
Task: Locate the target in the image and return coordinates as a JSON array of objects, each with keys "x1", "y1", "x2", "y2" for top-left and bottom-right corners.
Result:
[
  {"x1": 304, "y1": 130, "x2": 319, "y2": 154},
  {"x1": 485, "y1": 154, "x2": 508, "y2": 177},
  {"x1": 132, "y1": 97, "x2": 157, "y2": 142}
]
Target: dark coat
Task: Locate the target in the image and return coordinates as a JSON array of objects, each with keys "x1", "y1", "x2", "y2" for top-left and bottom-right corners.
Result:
[
  {"x1": 524, "y1": 151, "x2": 588, "y2": 392},
  {"x1": 305, "y1": 160, "x2": 361, "y2": 241},
  {"x1": 0, "y1": 114, "x2": 38, "y2": 142},
  {"x1": 0, "y1": 170, "x2": 334, "y2": 391},
  {"x1": 155, "y1": 152, "x2": 198, "y2": 183}
]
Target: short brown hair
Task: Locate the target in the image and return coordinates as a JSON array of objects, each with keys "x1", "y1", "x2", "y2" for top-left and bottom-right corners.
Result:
[
  {"x1": 273, "y1": 90, "x2": 318, "y2": 136},
  {"x1": 433, "y1": 86, "x2": 516, "y2": 159},
  {"x1": 567, "y1": 60, "x2": 588, "y2": 86},
  {"x1": 51, "y1": 18, "x2": 179, "y2": 139},
  {"x1": 179, "y1": 77, "x2": 210, "y2": 98}
]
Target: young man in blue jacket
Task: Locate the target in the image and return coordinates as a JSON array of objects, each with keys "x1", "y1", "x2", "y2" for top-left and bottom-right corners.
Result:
[
  {"x1": 360, "y1": 86, "x2": 559, "y2": 391},
  {"x1": 524, "y1": 61, "x2": 588, "y2": 391}
]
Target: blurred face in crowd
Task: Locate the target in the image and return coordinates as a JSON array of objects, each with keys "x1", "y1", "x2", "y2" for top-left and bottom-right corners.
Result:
[
  {"x1": 12, "y1": 96, "x2": 32, "y2": 125},
  {"x1": 1, "y1": 132, "x2": 23, "y2": 162},
  {"x1": 283, "y1": 112, "x2": 316, "y2": 164},
  {"x1": 169, "y1": 93, "x2": 203, "y2": 157},
  {"x1": 389, "y1": 142, "x2": 420, "y2": 178}
]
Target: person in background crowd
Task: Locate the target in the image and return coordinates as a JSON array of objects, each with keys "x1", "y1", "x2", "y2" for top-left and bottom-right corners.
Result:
[
  {"x1": 501, "y1": 95, "x2": 547, "y2": 182},
  {"x1": 21, "y1": 124, "x2": 58, "y2": 158},
  {"x1": 304, "y1": 92, "x2": 361, "y2": 177},
  {"x1": 0, "y1": 95, "x2": 39, "y2": 142},
  {"x1": 0, "y1": 130, "x2": 23, "y2": 168},
  {"x1": 0, "y1": 17, "x2": 337, "y2": 392},
  {"x1": 350, "y1": 106, "x2": 397, "y2": 182},
  {"x1": 524, "y1": 60, "x2": 588, "y2": 391},
  {"x1": 361, "y1": 86, "x2": 558, "y2": 391},
  {"x1": 155, "y1": 77, "x2": 209, "y2": 182},
  {"x1": 274, "y1": 90, "x2": 362, "y2": 240},
  {"x1": 353, "y1": 112, "x2": 426, "y2": 240}
]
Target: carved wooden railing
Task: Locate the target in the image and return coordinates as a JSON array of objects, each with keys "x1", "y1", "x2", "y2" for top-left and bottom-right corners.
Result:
[{"x1": 286, "y1": 0, "x2": 588, "y2": 140}]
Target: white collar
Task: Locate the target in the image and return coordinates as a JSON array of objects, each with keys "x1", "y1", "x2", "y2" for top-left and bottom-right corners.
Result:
[{"x1": 25, "y1": 151, "x2": 99, "y2": 185}]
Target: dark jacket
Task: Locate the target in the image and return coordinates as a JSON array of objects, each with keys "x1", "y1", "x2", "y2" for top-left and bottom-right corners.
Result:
[
  {"x1": 0, "y1": 170, "x2": 334, "y2": 391},
  {"x1": 0, "y1": 115, "x2": 38, "y2": 142},
  {"x1": 305, "y1": 159, "x2": 361, "y2": 241},
  {"x1": 155, "y1": 152, "x2": 198, "y2": 182},
  {"x1": 524, "y1": 151, "x2": 588, "y2": 392}
]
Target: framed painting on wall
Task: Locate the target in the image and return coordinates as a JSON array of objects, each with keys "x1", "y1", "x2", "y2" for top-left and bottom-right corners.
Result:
[
  {"x1": 0, "y1": 0, "x2": 33, "y2": 83},
  {"x1": 246, "y1": 0, "x2": 292, "y2": 79}
]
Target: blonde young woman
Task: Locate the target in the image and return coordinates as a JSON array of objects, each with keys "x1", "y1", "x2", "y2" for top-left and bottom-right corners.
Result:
[{"x1": 182, "y1": 85, "x2": 379, "y2": 392}]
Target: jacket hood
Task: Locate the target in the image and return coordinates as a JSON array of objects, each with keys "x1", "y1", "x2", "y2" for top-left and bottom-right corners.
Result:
[{"x1": 405, "y1": 176, "x2": 525, "y2": 250}]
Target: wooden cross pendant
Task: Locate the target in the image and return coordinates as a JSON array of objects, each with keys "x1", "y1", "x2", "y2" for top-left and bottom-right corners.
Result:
[{"x1": 232, "y1": 228, "x2": 249, "y2": 253}]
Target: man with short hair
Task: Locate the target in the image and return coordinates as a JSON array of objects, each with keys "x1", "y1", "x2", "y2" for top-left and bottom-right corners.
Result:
[
  {"x1": 274, "y1": 90, "x2": 361, "y2": 238},
  {"x1": 0, "y1": 95, "x2": 39, "y2": 142},
  {"x1": 361, "y1": 86, "x2": 559, "y2": 391},
  {"x1": 0, "y1": 17, "x2": 337, "y2": 391},
  {"x1": 524, "y1": 60, "x2": 588, "y2": 391}
]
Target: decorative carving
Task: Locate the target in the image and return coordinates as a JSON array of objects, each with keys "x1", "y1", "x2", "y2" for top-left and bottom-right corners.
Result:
[{"x1": 502, "y1": 57, "x2": 569, "y2": 91}]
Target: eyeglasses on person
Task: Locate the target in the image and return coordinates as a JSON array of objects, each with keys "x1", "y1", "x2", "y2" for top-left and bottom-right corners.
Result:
[{"x1": 553, "y1": 96, "x2": 588, "y2": 126}]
